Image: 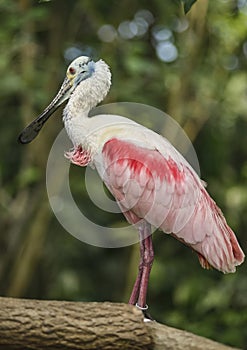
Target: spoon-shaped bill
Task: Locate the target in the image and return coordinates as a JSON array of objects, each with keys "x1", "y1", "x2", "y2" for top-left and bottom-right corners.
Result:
[{"x1": 18, "y1": 77, "x2": 72, "y2": 144}]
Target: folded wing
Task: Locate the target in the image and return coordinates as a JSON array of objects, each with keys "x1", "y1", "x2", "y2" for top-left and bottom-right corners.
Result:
[{"x1": 102, "y1": 137, "x2": 245, "y2": 273}]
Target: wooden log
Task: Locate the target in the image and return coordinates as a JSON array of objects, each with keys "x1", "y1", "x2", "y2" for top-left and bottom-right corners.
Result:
[{"x1": 0, "y1": 297, "x2": 239, "y2": 350}]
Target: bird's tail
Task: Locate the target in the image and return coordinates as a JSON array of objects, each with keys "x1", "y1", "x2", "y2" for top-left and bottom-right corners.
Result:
[
  {"x1": 193, "y1": 191, "x2": 245, "y2": 273},
  {"x1": 171, "y1": 186, "x2": 245, "y2": 273}
]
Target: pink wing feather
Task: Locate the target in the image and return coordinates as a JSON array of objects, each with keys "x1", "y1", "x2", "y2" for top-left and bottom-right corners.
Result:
[{"x1": 102, "y1": 138, "x2": 244, "y2": 273}]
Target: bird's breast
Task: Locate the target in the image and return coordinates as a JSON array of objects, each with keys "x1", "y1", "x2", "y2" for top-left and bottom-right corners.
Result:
[{"x1": 63, "y1": 114, "x2": 145, "y2": 161}]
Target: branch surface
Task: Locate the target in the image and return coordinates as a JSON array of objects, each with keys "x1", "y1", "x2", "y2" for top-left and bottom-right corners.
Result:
[{"x1": 0, "y1": 297, "x2": 239, "y2": 350}]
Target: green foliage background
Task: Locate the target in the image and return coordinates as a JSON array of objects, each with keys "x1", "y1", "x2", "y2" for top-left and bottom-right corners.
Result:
[{"x1": 0, "y1": 0, "x2": 246, "y2": 347}]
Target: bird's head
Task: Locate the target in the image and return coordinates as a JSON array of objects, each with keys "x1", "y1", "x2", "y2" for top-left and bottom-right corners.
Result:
[
  {"x1": 18, "y1": 56, "x2": 110, "y2": 144},
  {"x1": 65, "y1": 56, "x2": 96, "y2": 96}
]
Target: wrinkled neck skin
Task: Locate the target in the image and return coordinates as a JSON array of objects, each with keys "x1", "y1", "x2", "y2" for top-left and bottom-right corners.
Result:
[{"x1": 63, "y1": 60, "x2": 111, "y2": 122}]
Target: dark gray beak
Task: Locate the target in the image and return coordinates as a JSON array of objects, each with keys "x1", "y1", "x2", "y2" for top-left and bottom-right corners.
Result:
[{"x1": 18, "y1": 76, "x2": 72, "y2": 144}]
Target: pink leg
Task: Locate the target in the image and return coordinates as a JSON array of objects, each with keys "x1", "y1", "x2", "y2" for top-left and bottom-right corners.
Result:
[
  {"x1": 128, "y1": 222, "x2": 154, "y2": 309},
  {"x1": 128, "y1": 238, "x2": 145, "y2": 305}
]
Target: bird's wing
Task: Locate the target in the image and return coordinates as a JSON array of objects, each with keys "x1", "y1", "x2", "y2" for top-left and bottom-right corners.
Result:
[
  {"x1": 101, "y1": 136, "x2": 244, "y2": 273},
  {"x1": 101, "y1": 136, "x2": 202, "y2": 232}
]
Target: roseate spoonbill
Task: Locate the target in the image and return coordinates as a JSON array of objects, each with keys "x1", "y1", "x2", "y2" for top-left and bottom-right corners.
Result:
[{"x1": 19, "y1": 56, "x2": 245, "y2": 311}]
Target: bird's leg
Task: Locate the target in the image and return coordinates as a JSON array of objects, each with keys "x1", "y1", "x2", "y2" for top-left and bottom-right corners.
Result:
[
  {"x1": 128, "y1": 237, "x2": 145, "y2": 305},
  {"x1": 128, "y1": 222, "x2": 154, "y2": 309},
  {"x1": 137, "y1": 232, "x2": 154, "y2": 309}
]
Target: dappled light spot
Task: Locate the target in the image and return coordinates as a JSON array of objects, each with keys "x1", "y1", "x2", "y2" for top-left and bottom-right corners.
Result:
[
  {"x1": 98, "y1": 25, "x2": 117, "y2": 43},
  {"x1": 156, "y1": 42, "x2": 178, "y2": 63}
]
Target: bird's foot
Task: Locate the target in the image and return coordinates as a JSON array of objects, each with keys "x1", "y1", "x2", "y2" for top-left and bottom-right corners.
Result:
[
  {"x1": 143, "y1": 310, "x2": 155, "y2": 322},
  {"x1": 135, "y1": 303, "x2": 155, "y2": 322}
]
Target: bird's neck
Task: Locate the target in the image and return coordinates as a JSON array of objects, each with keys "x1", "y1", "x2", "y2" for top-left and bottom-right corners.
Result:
[
  {"x1": 62, "y1": 60, "x2": 111, "y2": 148},
  {"x1": 63, "y1": 60, "x2": 111, "y2": 122}
]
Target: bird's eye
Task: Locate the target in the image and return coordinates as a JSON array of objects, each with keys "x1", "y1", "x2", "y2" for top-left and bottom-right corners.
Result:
[{"x1": 69, "y1": 67, "x2": 76, "y2": 75}]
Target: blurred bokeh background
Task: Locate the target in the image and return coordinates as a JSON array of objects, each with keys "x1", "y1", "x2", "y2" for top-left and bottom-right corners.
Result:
[{"x1": 0, "y1": 0, "x2": 247, "y2": 347}]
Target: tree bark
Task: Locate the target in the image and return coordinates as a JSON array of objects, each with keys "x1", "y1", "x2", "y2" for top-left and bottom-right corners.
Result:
[{"x1": 0, "y1": 297, "x2": 239, "y2": 350}]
